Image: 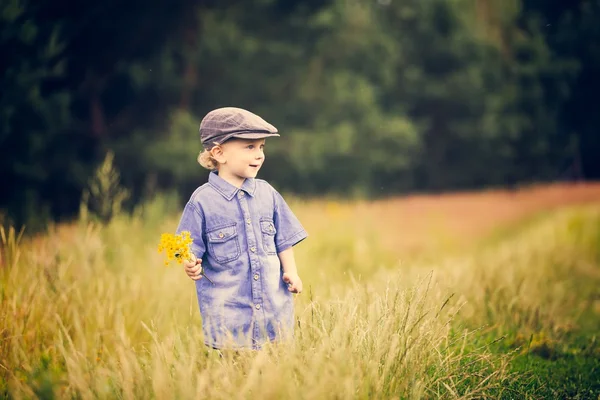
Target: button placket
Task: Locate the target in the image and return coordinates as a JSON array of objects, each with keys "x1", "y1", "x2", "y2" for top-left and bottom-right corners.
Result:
[{"x1": 238, "y1": 191, "x2": 264, "y2": 340}]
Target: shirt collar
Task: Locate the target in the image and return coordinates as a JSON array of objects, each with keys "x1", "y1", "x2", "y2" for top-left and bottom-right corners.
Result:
[{"x1": 208, "y1": 171, "x2": 256, "y2": 200}]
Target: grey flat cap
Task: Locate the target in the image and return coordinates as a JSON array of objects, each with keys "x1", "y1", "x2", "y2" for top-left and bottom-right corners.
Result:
[{"x1": 199, "y1": 107, "x2": 279, "y2": 149}]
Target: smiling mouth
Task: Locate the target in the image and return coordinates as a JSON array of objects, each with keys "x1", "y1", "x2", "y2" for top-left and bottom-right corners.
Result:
[{"x1": 250, "y1": 164, "x2": 261, "y2": 168}]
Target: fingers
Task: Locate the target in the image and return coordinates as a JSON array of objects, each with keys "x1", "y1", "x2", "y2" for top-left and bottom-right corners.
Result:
[
  {"x1": 187, "y1": 269, "x2": 203, "y2": 281},
  {"x1": 283, "y1": 274, "x2": 294, "y2": 290},
  {"x1": 184, "y1": 259, "x2": 201, "y2": 269},
  {"x1": 185, "y1": 258, "x2": 204, "y2": 281},
  {"x1": 288, "y1": 283, "x2": 302, "y2": 294},
  {"x1": 288, "y1": 285, "x2": 302, "y2": 294},
  {"x1": 184, "y1": 264, "x2": 200, "y2": 273},
  {"x1": 283, "y1": 274, "x2": 302, "y2": 294}
]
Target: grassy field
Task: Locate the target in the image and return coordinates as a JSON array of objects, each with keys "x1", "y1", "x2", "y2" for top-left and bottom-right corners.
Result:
[{"x1": 1, "y1": 183, "x2": 600, "y2": 399}]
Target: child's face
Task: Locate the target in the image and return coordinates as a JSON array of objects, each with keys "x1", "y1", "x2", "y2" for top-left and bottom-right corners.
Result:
[{"x1": 215, "y1": 138, "x2": 266, "y2": 185}]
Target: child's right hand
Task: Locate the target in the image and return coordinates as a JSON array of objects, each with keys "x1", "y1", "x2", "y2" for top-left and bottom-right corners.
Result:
[{"x1": 184, "y1": 258, "x2": 204, "y2": 281}]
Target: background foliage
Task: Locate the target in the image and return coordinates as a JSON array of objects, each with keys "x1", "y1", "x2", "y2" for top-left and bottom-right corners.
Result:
[{"x1": 2, "y1": 0, "x2": 599, "y2": 228}]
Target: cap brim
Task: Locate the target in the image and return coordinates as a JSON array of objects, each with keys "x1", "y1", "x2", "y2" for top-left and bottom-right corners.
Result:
[
  {"x1": 203, "y1": 131, "x2": 280, "y2": 149},
  {"x1": 230, "y1": 132, "x2": 280, "y2": 140}
]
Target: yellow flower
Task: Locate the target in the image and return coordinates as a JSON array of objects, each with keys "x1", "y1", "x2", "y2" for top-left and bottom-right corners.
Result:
[
  {"x1": 157, "y1": 231, "x2": 194, "y2": 265},
  {"x1": 157, "y1": 232, "x2": 213, "y2": 284}
]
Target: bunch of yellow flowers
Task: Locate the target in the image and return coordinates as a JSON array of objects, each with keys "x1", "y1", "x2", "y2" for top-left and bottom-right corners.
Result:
[
  {"x1": 157, "y1": 231, "x2": 194, "y2": 266},
  {"x1": 157, "y1": 231, "x2": 213, "y2": 284}
]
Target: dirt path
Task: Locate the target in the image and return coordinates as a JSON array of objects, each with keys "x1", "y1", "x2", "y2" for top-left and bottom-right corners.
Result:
[{"x1": 298, "y1": 182, "x2": 600, "y2": 254}]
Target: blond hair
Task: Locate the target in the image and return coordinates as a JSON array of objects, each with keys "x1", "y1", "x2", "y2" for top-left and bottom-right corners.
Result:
[{"x1": 198, "y1": 149, "x2": 219, "y2": 170}]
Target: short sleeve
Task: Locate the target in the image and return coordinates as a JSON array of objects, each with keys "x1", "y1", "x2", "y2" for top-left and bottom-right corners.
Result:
[
  {"x1": 272, "y1": 189, "x2": 308, "y2": 253},
  {"x1": 176, "y1": 202, "x2": 206, "y2": 259}
]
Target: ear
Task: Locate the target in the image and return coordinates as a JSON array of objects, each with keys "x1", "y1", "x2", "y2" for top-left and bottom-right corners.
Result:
[{"x1": 210, "y1": 145, "x2": 226, "y2": 164}]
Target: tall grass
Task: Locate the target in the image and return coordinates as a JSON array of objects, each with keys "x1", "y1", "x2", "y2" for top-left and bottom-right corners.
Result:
[{"x1": 1, "y1": 192, "x2": 599, "y2": 399}]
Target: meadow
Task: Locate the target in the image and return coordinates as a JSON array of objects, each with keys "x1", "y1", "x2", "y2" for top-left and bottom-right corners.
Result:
[{"x1": 1, "y1": 183, "x2": 600, "y2": 399}]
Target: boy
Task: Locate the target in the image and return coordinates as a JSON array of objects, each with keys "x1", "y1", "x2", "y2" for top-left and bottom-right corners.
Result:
[{"x1": 176, "y1": 107, "x2": 307, "y2": 350}]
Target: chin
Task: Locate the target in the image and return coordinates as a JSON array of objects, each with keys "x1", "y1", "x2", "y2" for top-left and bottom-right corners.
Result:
[{"x1": 246, "y1": 169, "x2": 260, "y2": 178}]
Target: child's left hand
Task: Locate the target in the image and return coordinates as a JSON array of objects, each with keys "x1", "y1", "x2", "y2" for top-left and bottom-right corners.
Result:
[{"x1": 282, "y1": 273, "x2": 303, "y2": 294}]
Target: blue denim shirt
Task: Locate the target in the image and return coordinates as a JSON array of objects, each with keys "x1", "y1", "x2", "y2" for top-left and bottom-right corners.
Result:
[{"x1": 176, "y1": 171, "x2": 307, "y2": 349}]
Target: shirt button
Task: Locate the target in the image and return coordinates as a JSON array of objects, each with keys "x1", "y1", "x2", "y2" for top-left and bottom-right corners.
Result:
[
  {"x1": 255, "y1": 304, "x2": 261, "y2": 310},
  {"x1": 238, "y1": 192, "x2": 244, "y2": 198},
  {"x1": 250, "y1": 246, "x2": 256, "y2": 252},
  {"x1": 246, "y1": 218, "x2": 251, "y2": 224},
  {"x1": 218, "y1": 232, "x2": 224, "y2": 238},
  {"x1": 253, "y1": 273, "x2": 259, "y2": 281}
]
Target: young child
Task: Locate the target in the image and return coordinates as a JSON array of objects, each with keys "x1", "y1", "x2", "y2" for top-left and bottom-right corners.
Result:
[{"x1": 176, "y1": 107, "x2": 307, "y2": 350}]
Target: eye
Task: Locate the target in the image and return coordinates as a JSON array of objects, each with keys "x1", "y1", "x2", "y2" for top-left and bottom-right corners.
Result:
[
  {"x1": 260, "y1": 144, "x2": 265, "y2": 150},
  {"x1": 246, "y1": 144, "x2": 254, "y2": 149}
]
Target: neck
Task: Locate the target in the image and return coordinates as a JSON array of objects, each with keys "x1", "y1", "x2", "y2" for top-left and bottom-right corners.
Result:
[{"x1": 217, "y1": 169, "x2": 245, "y2": 188}]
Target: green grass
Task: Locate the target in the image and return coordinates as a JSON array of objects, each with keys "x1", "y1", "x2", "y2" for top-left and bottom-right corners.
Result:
[{"x1": 466, "y1": 208, "x2": 600, "y2": 399}]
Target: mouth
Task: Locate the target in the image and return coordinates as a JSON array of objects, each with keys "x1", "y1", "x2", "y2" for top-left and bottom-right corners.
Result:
[{"x1": 249, "y1": 164, "x2": 261, "y2": 168}]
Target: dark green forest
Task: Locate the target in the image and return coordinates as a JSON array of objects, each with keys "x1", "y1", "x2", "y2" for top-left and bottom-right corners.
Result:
[{"x1": 2, "y1": 0, "x2": 599, "y2": 229}]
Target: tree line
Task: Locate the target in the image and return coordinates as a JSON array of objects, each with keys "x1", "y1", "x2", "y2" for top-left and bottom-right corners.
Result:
[{"x1": 1, "y1": 0, "x2": 599, "y2": 229}]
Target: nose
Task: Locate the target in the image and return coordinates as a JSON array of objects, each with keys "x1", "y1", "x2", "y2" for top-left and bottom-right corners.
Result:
[{"x1": 255, "y1": 148, "x2": 264, "y2": 159}]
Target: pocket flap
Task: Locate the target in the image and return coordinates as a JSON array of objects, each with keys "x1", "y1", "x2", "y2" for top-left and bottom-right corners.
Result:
[
  {"x1": 260, "y1": 219, "x2": 276, "y2": 235},
  {"x1": 207, "y1": 224, "x2": 237, "y2": 243}
]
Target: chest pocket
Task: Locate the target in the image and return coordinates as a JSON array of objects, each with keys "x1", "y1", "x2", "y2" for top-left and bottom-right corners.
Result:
[
  {"x1": 260, "y1": 218, "x2": 277, "y2": 255},
  {"x1": 206, "y1": 224, "x2": 241, "y2": 263}
]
